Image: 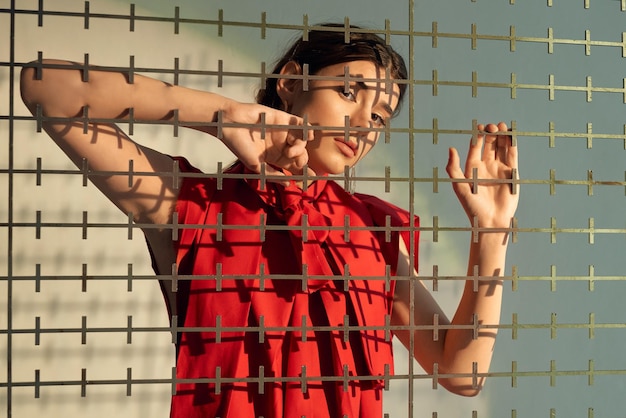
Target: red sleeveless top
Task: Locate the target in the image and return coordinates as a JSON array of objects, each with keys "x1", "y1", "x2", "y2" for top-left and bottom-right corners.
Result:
[{"x1": 164, "y1": 159, "x2": 419, "y2": 418}]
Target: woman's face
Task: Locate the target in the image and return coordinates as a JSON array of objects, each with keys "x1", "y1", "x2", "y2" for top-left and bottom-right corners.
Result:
[{"x1": 286, "y1": 60, "x2": 401, "y2": 176}]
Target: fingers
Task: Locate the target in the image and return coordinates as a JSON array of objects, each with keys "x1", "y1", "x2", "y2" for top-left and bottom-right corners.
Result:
[
  {"x1": 454, "y1": 121, "x2": 518, "y2": 188},
  {"x1": 497, "y1": 121, "x2": 518, "y2": 170},
  {"x1": 272, "y1": 151, "x2": 307, "y2": 177},
  {"x1": 254, "y1": 113, "x2": 312, "y2": 174},
  {"x1": 445, "y1": 146, "x2": 462, "y2": 179},
  {"x1": 470, "y1": 121, "x2": 514, "y2": 164},
  {"x1": 281, "y1": 116, "x2": 313, "y2": 167},
  {"x1": 483, "y1": 123, "x2": 498, "y2": 162},
  {"x1": 507, "y1": 140, "x2": 518, "y2": 171},
  {"x1": 466, "y1": 123, "x2": 485, "y2": 163},
  {"x1": 283, "y1": 132, "x2": 310, "y2": 168},
  {"x1": 222, "y1": 103, "x2": 316, "y2": 183},
  {"x1": 285, "y1": 113, "x2": 314, "y2": 148},
  {"x1": 446, "y1": 146, "x2": 472, "y2": 197},
  {"x1": 280, "y1": 118, "x2": 313, "y2": 171},
  {"x1": 494, "y1": 122, "x2": 512, "y2": 164},
  {"x1": 479, "y1": 122, "x2": 505, "y2": 164}
]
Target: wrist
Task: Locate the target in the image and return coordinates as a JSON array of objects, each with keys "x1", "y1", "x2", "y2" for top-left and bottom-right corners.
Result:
[
  {"x1": 468, "y1": 215, "x2": 514, "y2": 236},
  {"x1": 177, "y1": 90, "x2": 233, "y2": 135},
  {"x1": 468, "y1": 225, "x2": 510, "y2": 257}
]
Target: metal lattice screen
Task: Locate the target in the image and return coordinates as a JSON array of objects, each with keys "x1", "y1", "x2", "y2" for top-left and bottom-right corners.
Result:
[{"x1": 2, "y1": 0, "x2": 626, "y2": 417}]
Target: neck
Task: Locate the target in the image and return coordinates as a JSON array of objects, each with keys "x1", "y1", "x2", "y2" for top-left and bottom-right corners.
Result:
[{"x1": 288, "y1": 167, "x2": 322, "y2": 190}]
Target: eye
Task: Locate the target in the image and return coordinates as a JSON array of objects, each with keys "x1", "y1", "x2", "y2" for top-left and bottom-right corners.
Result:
[
  {"x1": 371, "y1": 113, "x2": 386, "y2": 127},
  {"x1": 340, "y1": 89, "x2": 356, "y2": 101}
]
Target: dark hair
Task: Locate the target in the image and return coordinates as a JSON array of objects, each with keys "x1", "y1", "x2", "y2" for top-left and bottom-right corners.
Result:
[{"x1": 256, "y1": 24, "x2": 408, "y2": 116}]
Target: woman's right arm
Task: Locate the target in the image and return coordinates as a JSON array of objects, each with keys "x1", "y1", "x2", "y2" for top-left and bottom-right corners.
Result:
[{"x1": 19, "y1": 59, "x2": 312, "y2": 227}]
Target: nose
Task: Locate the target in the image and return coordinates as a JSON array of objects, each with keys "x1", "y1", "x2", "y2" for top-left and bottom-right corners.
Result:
[
  {"x1": 349, "y1": 105, "x2": 373, "y2": 129},
  {"x1": 348, "y1": 107, "x2": 378, "y2": 145},
  {"x1": 350, "y1": 103, "x2": 377, "y2": 130}
]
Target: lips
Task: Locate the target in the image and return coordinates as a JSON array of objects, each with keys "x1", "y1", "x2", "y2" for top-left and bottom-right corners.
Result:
[{"x1": 333, "y1": 138, "x2": 357, "y2": 158}]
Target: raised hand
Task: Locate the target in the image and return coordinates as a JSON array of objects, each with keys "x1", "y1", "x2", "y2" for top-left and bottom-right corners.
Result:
[
  {"x1": 445, "y1": 121, "x2": 519, "y2": 229},
  {"x1": 218, "y1": 101, "x2": 315, "y2": 180}
]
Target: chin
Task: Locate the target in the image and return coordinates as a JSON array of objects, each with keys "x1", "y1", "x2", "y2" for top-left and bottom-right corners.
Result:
[
  {"x1": 307, "y1": 147, "x2": 357, "y2": 176},
  {"x1": 322, "y1": 167, "x2": 349, "y2": 176},
  {"x1": 308, "y1": 161, "x2": 349, "y2": 177}
]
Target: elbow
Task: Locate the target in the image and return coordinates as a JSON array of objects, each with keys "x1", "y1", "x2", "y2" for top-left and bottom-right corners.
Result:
[
  {"x1": 433, "y1": 360, "x2": 488, "y2": 397},
  {"x1": 19, "y1": 60, "x2": 54, "y2": 113},
  {"x1": 19, "y1": 59, "x2": 85, "y2": 117},
  {"x1": 447, "y1": 384, "x2": 483, "y2": 398},
  {"x1": 439, "y1": 377, "x2": 485, "y2": 397},
  {"x1": 19, "y1": 63, "x2": 38, "y2": 112}
]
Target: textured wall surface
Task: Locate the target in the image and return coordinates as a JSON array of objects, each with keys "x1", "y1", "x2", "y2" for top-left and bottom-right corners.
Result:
[{"x1": 2, "y1": 1, "x2": 625, "y2": 417}]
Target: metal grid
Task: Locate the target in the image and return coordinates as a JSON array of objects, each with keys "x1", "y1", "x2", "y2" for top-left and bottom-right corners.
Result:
[{"x1": 2, "y1": 0, "x2": 626, "y2": 417}]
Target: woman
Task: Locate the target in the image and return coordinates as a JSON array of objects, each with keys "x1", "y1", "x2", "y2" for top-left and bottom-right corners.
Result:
[{"x1": 20, "y1": 25, "x2": 518, "y2": 418}]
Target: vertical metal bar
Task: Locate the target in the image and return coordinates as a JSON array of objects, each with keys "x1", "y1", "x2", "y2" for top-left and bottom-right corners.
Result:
[
  {"x1": 407, "y1": 1, "x2": 415, "y2": 417},
  {"x1": 6, "y1": 1, "x2": 16, "y2": 416}
]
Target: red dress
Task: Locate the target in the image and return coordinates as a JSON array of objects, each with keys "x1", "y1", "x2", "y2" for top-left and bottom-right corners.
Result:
[{"x1": 162, "y1": 159, "x2": 419, "y2": 418}]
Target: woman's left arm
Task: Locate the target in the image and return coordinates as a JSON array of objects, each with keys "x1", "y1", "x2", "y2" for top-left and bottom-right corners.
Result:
[{"x1": 392, "y1": 122, "x2": 519, "y2": 396}]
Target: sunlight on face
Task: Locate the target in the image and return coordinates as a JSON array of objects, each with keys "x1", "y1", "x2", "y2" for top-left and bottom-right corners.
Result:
[{"x1": 289, "y1": 60, "x2": 401, "y2": 176}]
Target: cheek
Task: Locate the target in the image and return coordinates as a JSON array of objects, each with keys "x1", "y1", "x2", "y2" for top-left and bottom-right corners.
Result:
[{"x1": 296, "y1": 97, "x2": 344, "y2": 125}]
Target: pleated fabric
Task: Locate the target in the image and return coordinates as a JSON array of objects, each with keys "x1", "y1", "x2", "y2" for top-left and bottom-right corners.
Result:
[{"x1": 161, "y1": 160, "x2": 419, "y2": 418}]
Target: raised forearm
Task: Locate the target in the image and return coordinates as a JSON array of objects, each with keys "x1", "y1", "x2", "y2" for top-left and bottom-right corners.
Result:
[
  {"x1": 439, "y1": 231, "x2": 508, "y2": 395},
  {"x1": 20, "y1": 59, "x2": 312, "y2": 182},
  {"x1": 20, "y1": 59, "x2": 230, "y2": 133}
]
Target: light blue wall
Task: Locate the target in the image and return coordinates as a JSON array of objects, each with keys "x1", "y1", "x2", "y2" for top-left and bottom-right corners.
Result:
[{"x1": 4, "y1": 0, "x2": 625, "y2": 416}]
